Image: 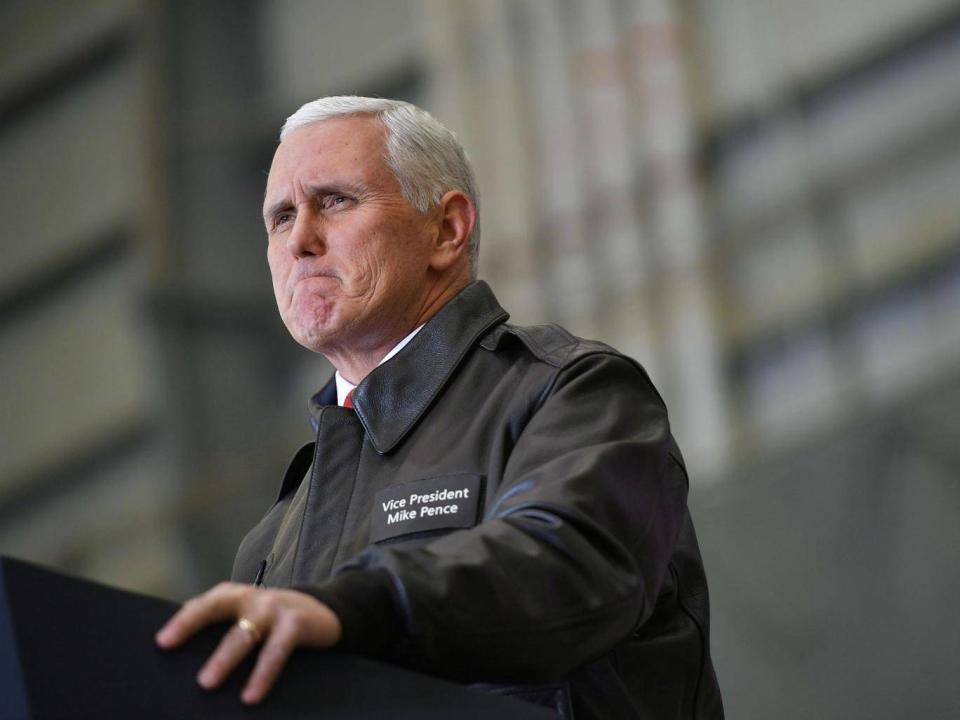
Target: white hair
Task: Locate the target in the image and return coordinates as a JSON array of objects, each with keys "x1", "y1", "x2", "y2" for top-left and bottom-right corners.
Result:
[{"x1": 281, "y1": 96, "x2": 480, "y2": 274}]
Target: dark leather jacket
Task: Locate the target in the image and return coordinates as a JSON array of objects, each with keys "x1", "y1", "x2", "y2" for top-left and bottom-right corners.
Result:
[{"x1": 232, "y1": 281, "x2": 723, "y2": 719}]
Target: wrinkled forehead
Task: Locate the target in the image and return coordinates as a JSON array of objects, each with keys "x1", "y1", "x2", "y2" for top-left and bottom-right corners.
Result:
[
  {"x1": 262, "y1": 116, "x2": 399, "y2": 218},
  {"x1": 263, "y1": 117, "x2": 400, "y2": 216}
]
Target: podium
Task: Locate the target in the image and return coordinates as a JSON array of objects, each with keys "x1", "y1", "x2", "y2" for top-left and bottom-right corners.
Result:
[{"x1": 0, "y1": 556, "x2": 554, "y2": 719}]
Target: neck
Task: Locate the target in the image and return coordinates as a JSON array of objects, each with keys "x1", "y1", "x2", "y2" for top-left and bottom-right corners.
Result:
[
  {"x1": 329, "y1": 333, "x2": 412, "y2": 385},
  {"x1": 326, "y1": 274, "x2": 471, "y2": 384}
]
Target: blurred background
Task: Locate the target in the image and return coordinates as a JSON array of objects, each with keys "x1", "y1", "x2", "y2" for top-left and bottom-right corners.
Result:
[{"x1": 1, "y1": 0, "x2": 958, "y2": 717}]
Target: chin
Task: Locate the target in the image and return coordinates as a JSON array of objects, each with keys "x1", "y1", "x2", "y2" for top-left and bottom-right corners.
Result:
[
  {"x1": 278, "y1": 304, "x2": 329, "y2": 347},
  {"x1": 284, "y1": 296, "x2": 341, "y2": 344},
  {"x1": 287, "y1": 322, "x2": 333, "y2": 353}
]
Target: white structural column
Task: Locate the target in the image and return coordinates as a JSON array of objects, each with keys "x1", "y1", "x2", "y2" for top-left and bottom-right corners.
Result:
[
  {"x1": 630, "y1": 0, "x2": 730, "y2": 479},
  {"x1": 463, "y1": 0, "x2": 541, "y2": 322},
  {"x1": 522, "y1": 0, "x2": 600, "y2": 332},
  {"x1": 572, "y1": 0, "x2": 658, "y2": 372},
  {"x1": 422, "y1": 0, "x2": 541, "y2": 322}
]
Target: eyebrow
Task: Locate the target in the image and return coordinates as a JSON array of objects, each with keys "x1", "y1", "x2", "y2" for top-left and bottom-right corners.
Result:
[{"x1": 262, "y1": 181, "x2": 371, "y2": 224}]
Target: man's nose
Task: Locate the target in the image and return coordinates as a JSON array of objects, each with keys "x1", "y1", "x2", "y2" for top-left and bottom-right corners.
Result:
[{"x1": 287, "y1": 209, "x2": 325, "y2": 258}]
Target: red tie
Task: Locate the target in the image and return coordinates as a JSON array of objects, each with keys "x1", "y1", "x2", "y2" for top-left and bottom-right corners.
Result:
[{"x1": 343, "y1": 389, "x2": 355, "y2": 409}]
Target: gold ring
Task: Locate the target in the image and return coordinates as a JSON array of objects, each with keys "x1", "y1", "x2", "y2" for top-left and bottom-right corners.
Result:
[{"x1": 237, "y1": 617, "x2": 262, "y2": 643}]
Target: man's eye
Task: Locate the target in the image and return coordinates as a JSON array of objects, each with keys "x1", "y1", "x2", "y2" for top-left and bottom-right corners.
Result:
[
  {"x1": 275, "y1": 213, "x2": 294, "y2": 227},
  {"x1": 324, "y1": 194, "x2": 351, "y2": 209}
]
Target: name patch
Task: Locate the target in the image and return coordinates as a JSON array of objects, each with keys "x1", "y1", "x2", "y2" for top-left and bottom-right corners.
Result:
[{"x1": 370, "y1": 474, "x2": 483, "y2": 543}]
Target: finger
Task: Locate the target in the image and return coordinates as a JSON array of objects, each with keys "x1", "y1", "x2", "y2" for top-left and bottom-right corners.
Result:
[
  {"x1": 197, "y1": 620, "x2": 262, "y2": 690},
  {"x1": 241, "y1": 615, "x2": 299, "y2": 704},
  {"x1": 156, "y1": 583, "x2": 252, "y2": 648}
]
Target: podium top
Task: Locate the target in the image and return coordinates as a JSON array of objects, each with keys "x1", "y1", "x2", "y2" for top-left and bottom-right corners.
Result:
[{"x1": 0, "y1": 556, "x2": 555, "y2": 719}]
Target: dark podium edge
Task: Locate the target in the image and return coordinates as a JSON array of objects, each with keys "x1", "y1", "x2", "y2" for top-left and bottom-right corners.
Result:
[
  {"x1": 0, "y1": 558, "x2": 30, "y2": 718},
  {"x1": 0, "y1": 555, "x2": 555, "y2": 719}
]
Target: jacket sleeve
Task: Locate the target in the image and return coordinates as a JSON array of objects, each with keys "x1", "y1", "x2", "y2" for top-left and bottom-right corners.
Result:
[{"x1": 301, "y1": 352, "x2": 690, "y2": 682}]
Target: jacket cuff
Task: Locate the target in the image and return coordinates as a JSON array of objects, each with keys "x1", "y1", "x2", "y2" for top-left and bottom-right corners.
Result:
[{"x1": 294, "y1": 569, "x2": 404, "y2": 656}]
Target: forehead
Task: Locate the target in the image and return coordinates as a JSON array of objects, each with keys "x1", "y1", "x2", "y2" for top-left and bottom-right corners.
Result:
[{"x1": 265, "y1": 115, "x2": 393, "y2": 197}]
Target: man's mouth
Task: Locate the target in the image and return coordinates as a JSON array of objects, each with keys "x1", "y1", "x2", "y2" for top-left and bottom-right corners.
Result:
[{"x1": 292, "y1": 269, "x2": 339, "y2": 286}]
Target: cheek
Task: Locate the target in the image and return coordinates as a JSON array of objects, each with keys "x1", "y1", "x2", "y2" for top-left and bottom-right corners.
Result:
[
  {"x1": 338, "y1": 238, "x2": 386, "y2": 289},
  {"x1": 267, "y1": 258, "x2": 295, "y2": 312},
  {"x1": 370, "y1": 220, "x2": 431, "y2": 275},
  {"x1": 267, "y1": 245, "x2": 289, "y2": 290}
]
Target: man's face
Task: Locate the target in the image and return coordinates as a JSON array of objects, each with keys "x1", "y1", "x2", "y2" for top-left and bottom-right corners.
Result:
[{"x1": 263, "y1": 116, "x2": 436, "y2": 357}]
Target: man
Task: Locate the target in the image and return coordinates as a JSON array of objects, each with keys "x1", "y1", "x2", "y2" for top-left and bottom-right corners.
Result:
[{"x1": 156, "y1": 96, "x2": 723, "y2": 719}]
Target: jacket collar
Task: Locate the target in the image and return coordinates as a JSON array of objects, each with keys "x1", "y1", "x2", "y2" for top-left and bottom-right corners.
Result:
[{"x1": 309, "y1": 281, "x2": 509, "y2": 454}]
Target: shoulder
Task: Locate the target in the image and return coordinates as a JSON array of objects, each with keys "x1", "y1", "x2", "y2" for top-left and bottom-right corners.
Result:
[
  {"x1": 478, "y1": 320, "x2": 664, "y2": 405},
  {"x1": 479, "y1": 321, "x2": 619, "y2": 367},
  {"x1": 476, "y1": 319, "x2": 682, "y2": 468},
  {"x1": 479, "y1": 320, "x2": 645, "y2": 375}
]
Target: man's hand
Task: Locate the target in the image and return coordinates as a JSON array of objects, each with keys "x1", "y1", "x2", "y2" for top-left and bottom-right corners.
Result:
[{"x1": 155, "y1": 583, "x2": 342, "y2": 704}]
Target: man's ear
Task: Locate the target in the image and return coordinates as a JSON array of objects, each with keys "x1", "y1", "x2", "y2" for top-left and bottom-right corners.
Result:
[{"x1": 429, "y1": 190, "x2": 476, "y2": 271}]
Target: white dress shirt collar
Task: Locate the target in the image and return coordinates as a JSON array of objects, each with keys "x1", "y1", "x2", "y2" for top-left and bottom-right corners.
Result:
[{"x1": 335, "y1": 324, "x2": 424, "y2": 406}]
